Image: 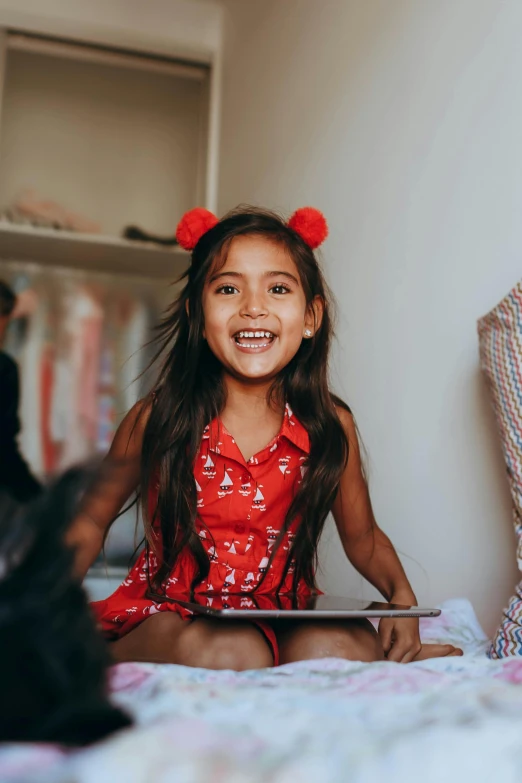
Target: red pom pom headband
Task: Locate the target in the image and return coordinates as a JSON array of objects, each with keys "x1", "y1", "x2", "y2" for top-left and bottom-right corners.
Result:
[{"x1": 175, "y1": 207, "x2": 328, "y2": 251}]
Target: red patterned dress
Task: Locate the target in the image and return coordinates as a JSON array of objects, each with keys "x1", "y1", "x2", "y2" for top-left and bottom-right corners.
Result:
[{"x1": 91, "y1": 404, "x2": 311, "y2": 663}]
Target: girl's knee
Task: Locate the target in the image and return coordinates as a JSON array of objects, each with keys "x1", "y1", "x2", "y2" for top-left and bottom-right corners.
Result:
[
  {"x1": 110, "y1": 611, "x2": 186, "y2": 664},
  {"x1": 352, "y1": 622, "x2": 385, "y2": 662},
  {"x1": 330, "y1": 622, "x2": 385, "y2": 662},
  {"x1": 280, "y1": 620, "x2": 385, "y2": 664},
  {"x1": 175, "y1": 622, "x2": 273, "y2": 670},
  {"x1": 143, "y1": 611, "x2": 185, "y2": 641}
]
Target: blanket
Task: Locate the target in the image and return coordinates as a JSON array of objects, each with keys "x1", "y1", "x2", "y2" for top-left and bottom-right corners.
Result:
[{"x1": 2, "y1": 598, "x2": 522, "y2": 783}]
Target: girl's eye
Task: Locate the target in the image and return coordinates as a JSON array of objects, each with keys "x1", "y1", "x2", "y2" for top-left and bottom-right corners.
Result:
[
  {"x1": 215, "y1": 283, "x2": 291, "y2": 295},
  {"x1": 216, "y1": 285, "x2": 238, "y2": 295}
]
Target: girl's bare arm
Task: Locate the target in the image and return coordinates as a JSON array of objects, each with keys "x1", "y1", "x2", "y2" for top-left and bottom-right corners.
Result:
[
  {"x1": 66, "y1": 400, "x2": 151, "y2": 580},
  {"x1": 331, "y1": 407, "x2": 416, "y2": 603}
]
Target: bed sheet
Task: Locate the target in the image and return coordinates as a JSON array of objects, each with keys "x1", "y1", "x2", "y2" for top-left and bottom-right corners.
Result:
[{"x1": 2, "y1": 598, "x2": 522, "y2": 783}]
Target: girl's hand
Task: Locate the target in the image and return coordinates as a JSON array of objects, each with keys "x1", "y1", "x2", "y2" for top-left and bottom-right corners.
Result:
[{"x1": 378, "y1": 616, "x2": 422, "y2": 663}]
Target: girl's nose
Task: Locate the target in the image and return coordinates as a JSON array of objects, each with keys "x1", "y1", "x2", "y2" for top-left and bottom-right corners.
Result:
[{"x1": 239, "y1": 293, "x2": 268, "y2": 318}]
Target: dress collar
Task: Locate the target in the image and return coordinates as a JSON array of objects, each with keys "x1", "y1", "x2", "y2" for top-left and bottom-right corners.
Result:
[{"x1": 203, "y1": 403, "x2": 310, "y2": 463}]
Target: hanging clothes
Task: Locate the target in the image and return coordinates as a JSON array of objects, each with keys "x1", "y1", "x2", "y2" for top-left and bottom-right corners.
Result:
[{"x1": 0, "y1": 260, "x2": 166, "y2": 482}]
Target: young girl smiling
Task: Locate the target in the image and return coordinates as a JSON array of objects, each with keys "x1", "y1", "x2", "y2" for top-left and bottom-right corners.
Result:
[{"x1": 69, "y1": 206, "x2": 461, "y2": 669}]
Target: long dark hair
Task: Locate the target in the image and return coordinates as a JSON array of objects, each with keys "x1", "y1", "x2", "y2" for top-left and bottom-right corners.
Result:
[{"x1": 140, "y1": 206, "x2": 349, "y2": 592}]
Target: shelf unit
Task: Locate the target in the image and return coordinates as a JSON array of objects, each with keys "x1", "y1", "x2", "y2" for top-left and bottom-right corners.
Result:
[
  {"x1": 0, "y1": 221, "x2": 188, "y2": 279},
  {"x1": 0, "y1": 27, "x2": 218, "y2": 278},
  {"x1": 0, "y1": 5, "x2": 222, "y2": 577}
]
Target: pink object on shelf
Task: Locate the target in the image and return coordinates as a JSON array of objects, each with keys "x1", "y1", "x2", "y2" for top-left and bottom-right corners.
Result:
[{"x1": 10, "y1": 189, "x2": 101, "y2": 234}]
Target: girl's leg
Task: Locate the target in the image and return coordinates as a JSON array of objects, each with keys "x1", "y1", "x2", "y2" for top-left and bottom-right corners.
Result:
[
  {"x1": 110, "y1": 612, "x2": 273, "y2": 671},
  {"x1": 274, "y1": 620, "x2": 463, "y2": 664},
  {"x1": 276, "y1": 619, "x2": 385, "y2": 664}
]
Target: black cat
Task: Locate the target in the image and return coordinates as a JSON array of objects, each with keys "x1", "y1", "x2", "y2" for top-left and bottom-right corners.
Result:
[{"x1": 0, "y1": 466, "x2": 131, "y2": 745}]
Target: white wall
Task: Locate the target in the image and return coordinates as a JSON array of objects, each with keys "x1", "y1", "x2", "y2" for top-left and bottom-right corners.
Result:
[{"x1": 218, "y1": 0, "x2": 522, "y2": 634}]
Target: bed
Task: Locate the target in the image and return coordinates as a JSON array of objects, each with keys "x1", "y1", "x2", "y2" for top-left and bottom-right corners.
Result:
[{"x1": 2, "y1": 597, "x2": 522, "y2": 783}]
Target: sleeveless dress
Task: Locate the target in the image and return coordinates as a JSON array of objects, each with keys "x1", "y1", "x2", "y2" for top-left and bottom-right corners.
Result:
[{"x1": 91, "y1": 404, "x2": 311, "y2": 664}]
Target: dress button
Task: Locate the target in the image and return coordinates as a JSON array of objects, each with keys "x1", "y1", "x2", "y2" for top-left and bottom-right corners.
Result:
[{"x1": 235, "y1": 524, "x2": 245, "y2": 534}]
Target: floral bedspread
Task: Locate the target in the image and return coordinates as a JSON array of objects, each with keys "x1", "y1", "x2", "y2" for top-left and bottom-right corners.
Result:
[{"x1": 2, "y1": 598, "x2": 522, "y2": 783}]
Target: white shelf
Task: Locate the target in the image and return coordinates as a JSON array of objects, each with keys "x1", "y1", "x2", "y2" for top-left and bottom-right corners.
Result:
[{"x1": 0, "y1": 222, "x2": 189, "y2": 279}]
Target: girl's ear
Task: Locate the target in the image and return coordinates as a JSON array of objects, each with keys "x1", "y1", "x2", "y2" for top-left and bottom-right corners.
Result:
[{"x1": 303, "y1": 296, "x2": 324, "y2": 338}]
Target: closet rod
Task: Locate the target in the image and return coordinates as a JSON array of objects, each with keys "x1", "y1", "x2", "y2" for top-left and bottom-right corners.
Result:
[{"x1": 7, "y1": 32, "x2": 208, "y2": 81}]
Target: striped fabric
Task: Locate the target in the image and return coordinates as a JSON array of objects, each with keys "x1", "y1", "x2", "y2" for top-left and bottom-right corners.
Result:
[
  {"x1": 489, "y1": 585, "x2": 522, "y2": 658},
  {"x1": 478, "y1": 281, "x2": 522, "y2": 657}
]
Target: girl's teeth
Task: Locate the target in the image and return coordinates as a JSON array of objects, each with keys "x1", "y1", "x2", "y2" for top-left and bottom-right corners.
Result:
[{"x1": 237, "y1": 331, "x2": 273, "y2": 338}]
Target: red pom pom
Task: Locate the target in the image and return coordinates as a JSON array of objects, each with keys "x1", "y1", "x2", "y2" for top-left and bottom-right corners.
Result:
[
  {"x1": 175, "y1": 208, "x2": 219, "y2": 250},
  {"x1": 287, "y1": 207, "x2": 328, "y2": 249}
]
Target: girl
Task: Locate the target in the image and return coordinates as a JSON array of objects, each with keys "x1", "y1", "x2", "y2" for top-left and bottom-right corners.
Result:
[{"x1": 69, "y1": 206, "x2": 461, "y2": 670}]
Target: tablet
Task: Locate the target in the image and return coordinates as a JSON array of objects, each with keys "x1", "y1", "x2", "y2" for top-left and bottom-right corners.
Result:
[{"x1": 168, "y1": 593, "x2": 441, "y2": 619}]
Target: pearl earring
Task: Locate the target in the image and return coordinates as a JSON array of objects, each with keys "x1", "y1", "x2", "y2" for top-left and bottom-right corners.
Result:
[{"x1": 304, "y1": 329, "x2": 312, "y2": 338}]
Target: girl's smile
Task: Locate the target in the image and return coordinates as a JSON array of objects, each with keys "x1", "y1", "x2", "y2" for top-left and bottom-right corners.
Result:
[{"x1": 232, "y1": 330, "x2": 275, "y2": 352}]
